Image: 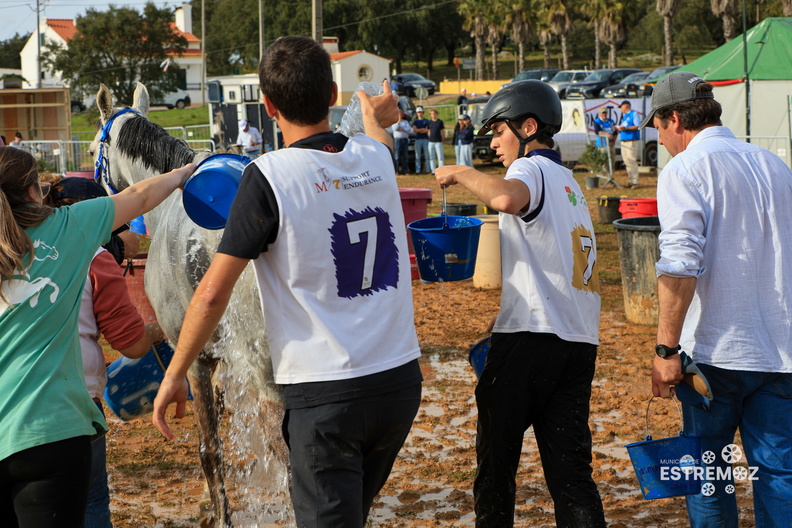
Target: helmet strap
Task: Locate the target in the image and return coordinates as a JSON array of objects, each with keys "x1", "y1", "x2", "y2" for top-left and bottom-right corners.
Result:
[{"x1": 505, "y1": 119, "x2": 540, "y2": 159}]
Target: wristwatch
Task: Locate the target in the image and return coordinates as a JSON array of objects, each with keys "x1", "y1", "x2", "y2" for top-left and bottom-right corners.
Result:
[{"x1": 655, "y1": 344, "x2": 681, "y2": 358}]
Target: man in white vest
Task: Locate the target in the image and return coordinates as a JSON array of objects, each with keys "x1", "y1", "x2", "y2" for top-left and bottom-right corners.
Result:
[{"x1": 153, "y1": 36, "x2": 422, "y2": 528}]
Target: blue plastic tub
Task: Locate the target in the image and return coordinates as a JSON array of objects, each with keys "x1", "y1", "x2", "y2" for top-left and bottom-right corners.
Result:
[
  {"x1": 407, "y1": 215, "x2": 483, "y2": 282},
  {"x1": 104, "y1": 341, "x2": 190, "y2": 421},
  {"x1": 182, "y1": 153, "x2": 251, "y2": 230}
]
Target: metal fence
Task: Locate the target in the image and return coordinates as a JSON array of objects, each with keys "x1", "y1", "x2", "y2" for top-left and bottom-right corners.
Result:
[
  {"x1": 15, "y1": 137, "x2": 218, "y2": 175},
  {"x1": 735, "y1": 136, "x2": 791, "y2": 167}
]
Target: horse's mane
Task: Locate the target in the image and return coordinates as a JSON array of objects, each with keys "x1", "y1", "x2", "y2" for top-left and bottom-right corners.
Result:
[{"x1": 115, "y1": 114, "x2": 196, "y2": 174}]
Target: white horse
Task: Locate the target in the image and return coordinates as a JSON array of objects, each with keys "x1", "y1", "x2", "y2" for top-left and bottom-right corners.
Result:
[{"x1": 90, "y1": 83, "x2": 290, "y2": 527}]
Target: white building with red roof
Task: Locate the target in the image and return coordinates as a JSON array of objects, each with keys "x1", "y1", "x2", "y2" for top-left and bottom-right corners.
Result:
[{"x1": 20, "y1": 4, "x2": 202, "y2": 104}]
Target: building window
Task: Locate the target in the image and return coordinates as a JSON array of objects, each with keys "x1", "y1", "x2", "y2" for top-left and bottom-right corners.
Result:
[{"x1": 357, "y1": 65, "x2": 373, "y2": 82}]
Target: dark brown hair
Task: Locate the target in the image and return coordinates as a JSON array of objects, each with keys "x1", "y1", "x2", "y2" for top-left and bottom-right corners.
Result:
[
  {"x1": 258, "y1": 36, "x2": 334, "y2": 126},
  {"x1": 0, "y1": 147, "x2": 53, "y2": 294},
  {"x1": 655, "y1": 82, "x2": 722, "y2": 131}
]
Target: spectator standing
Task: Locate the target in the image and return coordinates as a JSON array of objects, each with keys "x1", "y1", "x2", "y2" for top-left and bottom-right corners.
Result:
[
  {"x1": 237, "y1": 119, "x2": 262, "y2": 159},
  {"x1": 46, "y1": 177, "x2": 165, "y2": 528},
  {"x1": 427, "y1": 108, "x2": 445, "y2": 174},
  {"x1": 412, "y1": 106, "x2": 430, "y2": 174},
  {"x1": 453, "y1": 114, "x2": 474, "y2": 167},
  {"x1": 593, "y1": 108, "x2": 616, "y2": 176},
  {"x1": 0, "y1": 146, "x2": 193, "y2": 527},
  {"x1": 458, "y1": 88, "x2": 468, "y2": 114},
  {"x1": 9, "y1": 132, "x2": 22, "y2": 148},
  {"x1": 435, "y1": 80, "x2": 605, "y2": 528},
  {"x1": 153, "y1": 37, "x2": 422, "y2": 528},
  {"x1": 393, "y1": 111, "x2": 412, "y2": 175},
  {"x1": 647, "y1": 71, "x2": 792, "y2": 528},
  {"x1": 616, "y1": 100, "x2": 642, "y2": 188}
]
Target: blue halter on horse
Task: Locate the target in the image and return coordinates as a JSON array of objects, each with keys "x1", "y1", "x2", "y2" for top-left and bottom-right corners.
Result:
[{"x1": 94, "y1": 108, "x2": 140, "y2": 194}]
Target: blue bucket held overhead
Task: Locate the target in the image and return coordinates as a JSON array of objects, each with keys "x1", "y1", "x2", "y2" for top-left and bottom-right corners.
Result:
[
  {"x1": 182, "y1": 153, "x2": 251, "y2": 230},
  {"x1": 626, "y1": 397, "x2": 702, "y2": 499},
  {"x1": 407, "y1": 215, "x2": 483, "y2": 282},
  {"x1": 104, "y1": 340, "x2": 191, "y2": 421}
]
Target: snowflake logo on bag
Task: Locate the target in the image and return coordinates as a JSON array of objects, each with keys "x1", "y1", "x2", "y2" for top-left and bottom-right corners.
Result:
[
  {"x1": 725, "y1": 484, "x2": 735, "y2": 494},
  {"x1": 732, "y1": 466, "x2": 748, "y2": 481},
  {"x1": 722, "y1": 444, "x2": 743, "y2": 463},
  {"x1": 702, "y1": 450, "x2": 716, "y2": 464},
  {"x1": 701, "y1": 483, "x2": 716, "y2": 496}
]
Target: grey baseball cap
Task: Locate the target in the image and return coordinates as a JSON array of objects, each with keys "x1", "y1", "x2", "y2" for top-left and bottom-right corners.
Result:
[{"x1": 640, "y1": 71, "x2": 714, "y2": 128}]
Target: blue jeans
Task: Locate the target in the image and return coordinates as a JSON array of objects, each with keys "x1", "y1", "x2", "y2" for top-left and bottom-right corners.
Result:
[
  {"x1": 86, "y1": 401, "x2": 112, "y2": 528},
  {"x1": 395, "y1": 138, "x2": 409, "y2": 174},
  {"x1": 455, "y1": 143, "x2": 473, "y2": 167},
  {"x1": 414, "y1": 139, "x2": 429, "y2": 173},
  {"x1": 428, "y1": 141, "x2": 445, "y2": 173},
  {"x1": 682, "y1": 364, "x2": 792, "y2": 528}
]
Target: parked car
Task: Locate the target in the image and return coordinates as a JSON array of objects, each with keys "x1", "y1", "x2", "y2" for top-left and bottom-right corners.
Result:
[
  {"x1": 638, "y1": 65, "x2": 682, "y2": 95},
  {"x1": 501, "y1": 68, "x2": 559, "y2": 89},
  {"x1": 390, "y1": 73, "x2": 436, "y2": 98},
  {"x1": 70, "y1": 99, "x2": 86, "y2": 113},
  {"x1": 150, "y1": 87, "x2": 191, "y2": 109},
  {"x1": 547, "y1": 70, "x2": 591, "y2": 99},
  {"x1": 565, "y1": 69, "x2": 642, "y2": 99},
  {"x1": 600, "y1": 71, "x2": 651, "y2": 99},
  {"x1": 553, "y1": 129, "x2": 659, "y2": 168}
]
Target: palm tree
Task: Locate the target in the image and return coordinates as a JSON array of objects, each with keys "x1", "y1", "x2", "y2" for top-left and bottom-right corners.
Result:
[
  {"x1": 656, "y1": 0, "x2": 681, "y2": 66},
  {"x1": 546, "y1": 0, "x2": 572, "y2": 70},
  {"x1": 486, "y1": 2, "x2": 507, "y2": 80},
  {"x1": 459, "y1": 0, "x2": 489, "y2": 80},
  {"x1": 711, "y1": 0, "x2": 740, "y2": 42},
  {"x1": 784, "y1": 0, "x2": 792, "y2": 16},
  {"x1": 599, "y1": 2, "x2": 626, "y2": 68},
  {"x1": 581, "y1": 0, "x2": 609, "y2": 69},
  {"x1": 538, "y1": 25, "x2": 554, "y2": 68},
  {"x1": 508, "y1": 2, "x2": 533, "y2": 73}
]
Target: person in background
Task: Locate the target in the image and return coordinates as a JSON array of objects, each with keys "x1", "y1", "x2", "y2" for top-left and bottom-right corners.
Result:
[
  {"x1": 153, "y1": 36, "x2": 422, "y2": 528},
  {"x1": 427, "y1": 108, "x2": 445, "y2": 174},
  {"x1": 412, "y1": 106, "x2": 430, "y2": 174},
  {"x1": 647, "y1": 71, "x2": 792, "y2": 528},
  {"x1": 458, "y1": 88, "x2": 468, "y2": 114},
  {"x1": 0, "y1": 146, "x2": 194, "y2": 527},
  {"x1": 453, "y1": 114, "x2": 474, "y2": 167},
  {"x1": 616, "y1": 100, "x2": 641, "y2": 189},
  {"x1": 393, "y1": 111, "x2": 412, "y2": 175},
  {"x1": 436, "y1": 80, "x2": 605, "y2": 528},
  {"x1": 9, "y1": 132, "x2": 22, "y2": 148},
  {"x1": 46, "y1": 176, "x2": 165, "y2": 528},
  {"x1": 593, "y1": 108, "x2": 616, "y2": 176},
  {"x1": 237, "y1": 119, "x2": 262, "y2": 159}
]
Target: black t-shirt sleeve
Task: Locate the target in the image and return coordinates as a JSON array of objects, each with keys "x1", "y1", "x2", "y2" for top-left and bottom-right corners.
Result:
[{"x1": 217, "y1": 163, "x2": 279, "y2": 259}]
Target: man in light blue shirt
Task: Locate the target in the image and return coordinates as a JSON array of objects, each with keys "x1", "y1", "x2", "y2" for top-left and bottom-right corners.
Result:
[
  {"x1": 645, "y1": 71, "x2": 792, "y2": 528},
  {"x1": 616, "y1": 101, "x2": 641, "y2": 188}
]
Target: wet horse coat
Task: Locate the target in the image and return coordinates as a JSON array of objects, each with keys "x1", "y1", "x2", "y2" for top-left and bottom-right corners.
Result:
[{"x1": 91, "y1": 83, "x2": 290, "y2": 527}]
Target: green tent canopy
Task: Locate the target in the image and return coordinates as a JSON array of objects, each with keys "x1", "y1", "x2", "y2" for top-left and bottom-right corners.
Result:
[{"x1": 679, "y1": 17, "x2": 792, "y2": 82}]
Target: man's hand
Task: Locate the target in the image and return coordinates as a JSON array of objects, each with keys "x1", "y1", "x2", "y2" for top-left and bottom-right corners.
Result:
[
  {"x1": 435, "y1": 165, "x2": 471, "y2": 188},
  {"x1": 152, "y1": 372, "x2": 190, "y2": 440},
  {"x1": 652, "y1": 354, "x2": 684, "y2": 398},
  {"x1": 358, "y1": 79, "x2": 400, "y2": 130}
]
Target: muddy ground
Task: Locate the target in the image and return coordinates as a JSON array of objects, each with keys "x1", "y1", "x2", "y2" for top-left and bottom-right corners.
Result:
[{"x1": 102, "y1": 165, "x2": 757, "y2": 527}]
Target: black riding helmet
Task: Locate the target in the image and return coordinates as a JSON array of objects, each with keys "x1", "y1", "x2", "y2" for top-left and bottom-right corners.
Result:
[{"x1": 478, "y1": 80, "x2": 563, "y2": 159}]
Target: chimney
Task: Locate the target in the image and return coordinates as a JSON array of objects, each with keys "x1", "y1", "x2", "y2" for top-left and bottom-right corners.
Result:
[{"x1": 175, "y1": 3, "x2": 192, "y2": 34}]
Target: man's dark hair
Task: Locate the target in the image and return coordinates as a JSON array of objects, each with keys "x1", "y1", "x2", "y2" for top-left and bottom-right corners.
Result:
[
  {"x1": 258, "y1": 36, "x2": 334, "y2": 126},
  {"x1": 655, "y1": 83, "x2": 722, "y2": 131}
]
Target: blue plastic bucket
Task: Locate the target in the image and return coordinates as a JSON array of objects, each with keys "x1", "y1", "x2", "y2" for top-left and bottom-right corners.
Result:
[
  {"x1": 130, "y1": 215, "x2": 147, "y2": 235},
  {"x1": 407, "y1": 215, "x2": 483, "y2": 282},
  {"x1": 626, "y1": 397, "x2": 702, "y2": 499},
  {"x1": 182, "y1": 153, "x2": 251, "y2": 230},
  {"x1": 468, "y1": 336, "x2": 490, "y2": 379},
  {"x1": 104, "y1": 341, "x2": 191, "y2": 421}
]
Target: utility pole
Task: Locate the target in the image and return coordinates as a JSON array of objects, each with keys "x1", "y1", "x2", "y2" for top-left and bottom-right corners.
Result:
[
  {"x1": 201, "y1": 0, "x2": 206, "y2": 105},
  {"x1": 36, "y1": 0, "x2": 42, "y2": 88},
  {"x1": 312, "y1": 0, "x2": 323, "y2": 43},
  {"x1": 259, "y1": 0, "x2": 265, "y2": 60}
]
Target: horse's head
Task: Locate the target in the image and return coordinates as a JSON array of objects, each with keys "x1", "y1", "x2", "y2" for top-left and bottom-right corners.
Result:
[{"x1": 90, "y1": 82, "x2": 196, "y2": 195}]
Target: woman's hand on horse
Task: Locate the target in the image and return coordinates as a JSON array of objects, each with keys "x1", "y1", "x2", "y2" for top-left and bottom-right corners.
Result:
[{"x1": 152, "y1": 372, "x2": 190, "y2": 440}]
